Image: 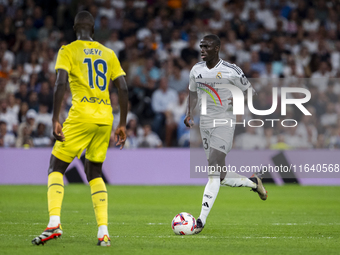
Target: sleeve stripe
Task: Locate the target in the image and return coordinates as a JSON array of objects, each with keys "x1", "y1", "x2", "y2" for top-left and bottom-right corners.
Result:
[
  {"x1": 222, "y1": 61, "x2": 243, "y2": 73},
  {"x1": 222, "y1": 63, "x2": 241, "y2": 75},
  {"x1": 234, "y1": 65, "x2": 243, "y2": 74}
]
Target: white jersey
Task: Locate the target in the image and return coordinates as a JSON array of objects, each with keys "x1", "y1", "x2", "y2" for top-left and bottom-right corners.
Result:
[{"x1": 189, "y1": 59, "x2": 250, "y2": 128}]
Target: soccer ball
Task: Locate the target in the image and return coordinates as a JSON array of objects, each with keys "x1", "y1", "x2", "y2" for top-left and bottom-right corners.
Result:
[{"x1": 171, "y1": 212, "x2": 196, "y2": 235}]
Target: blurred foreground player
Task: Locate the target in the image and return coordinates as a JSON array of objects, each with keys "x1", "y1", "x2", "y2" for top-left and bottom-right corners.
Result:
[
  {"x1": 32, "y1": 11, "x2": 128, "y2": 246},
  {"x1": 184, "y1": 35, "x2": 267, "y2": 234}
]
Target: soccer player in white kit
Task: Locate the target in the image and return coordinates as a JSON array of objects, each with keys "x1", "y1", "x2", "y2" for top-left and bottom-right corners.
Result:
[{"x1": 184, "y1": 35, "x2": 267, "y2": 234}]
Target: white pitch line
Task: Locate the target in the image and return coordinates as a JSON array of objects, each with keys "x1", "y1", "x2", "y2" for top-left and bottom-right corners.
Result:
[
  {"x1": 0, "y1": 234, "x2": 333, "y2": 240},
  {"x1": 272, "y1": 223, "x2": 340, "y2": 225},
  {"x1": 108, "y1": 235, "x2": 333, "y2": 239}
]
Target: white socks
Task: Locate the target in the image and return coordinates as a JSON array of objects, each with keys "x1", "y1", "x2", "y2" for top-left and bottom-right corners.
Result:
[
  {"x1": 220, "y1": 172, "x2": 257, "y2": 189},
  {"x1": 198, "y1": 172, "x2": 257, "y2": 226},
  {"x1": 47, "y1": 216, "x2": 109, "y2": 238},
  {"x1": 47, "y1": 215, "x2": 60, "y2": 228},
  {"x1": 199, "y1": 176, "x2": 220, "y2": 226},
  {"x1": 98, "y1": 225, "x2": 109, "y2": 238}
]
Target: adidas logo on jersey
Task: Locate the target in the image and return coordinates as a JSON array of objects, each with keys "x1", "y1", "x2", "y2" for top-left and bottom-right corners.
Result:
[
  {"x1": 202, "y1": 202, "x2": 209, "y2": 208},
  {"x1": 196, "y1": 74, "x2": 202, "y2": 79},
  {"x1": 220, "y1": 145, "x2": 225, "y2": 150}
]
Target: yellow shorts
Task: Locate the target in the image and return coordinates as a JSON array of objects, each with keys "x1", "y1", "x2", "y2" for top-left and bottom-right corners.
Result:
[{"x1": 52, "y1": 121, "x2": 112, "y2": 163}]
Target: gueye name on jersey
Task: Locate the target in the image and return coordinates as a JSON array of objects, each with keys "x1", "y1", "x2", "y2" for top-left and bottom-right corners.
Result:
[
  {"x1": 83, "y1": 48, "x2": 102, "y2": 56},
  {"x1": 81, "y1": 96, "x2": 110, "y2": 105}
]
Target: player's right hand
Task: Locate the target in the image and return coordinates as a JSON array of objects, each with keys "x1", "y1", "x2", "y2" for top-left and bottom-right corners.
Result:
[
  {"x1": 184, "y1": 116, "x2": 194, "y2": 128},
  {"x1": 115, "y1": 125, "x2": 127, "y2": 150},
  {"x1": 52, "y1": 120, "x2": 65, "y2": 142}
]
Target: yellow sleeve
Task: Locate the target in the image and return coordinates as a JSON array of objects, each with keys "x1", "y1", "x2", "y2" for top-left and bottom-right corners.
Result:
[
  {"x1": 110, "y1": 51, "x2": 126, "y2": 81},
  {"x1": 55, "y1": 46, "x2": 71, "y2": 73}
]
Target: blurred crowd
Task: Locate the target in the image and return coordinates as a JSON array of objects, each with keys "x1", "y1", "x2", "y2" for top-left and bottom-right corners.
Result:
[{"x1": 1, "y1": 0, "x2": 340, "y2": 149}]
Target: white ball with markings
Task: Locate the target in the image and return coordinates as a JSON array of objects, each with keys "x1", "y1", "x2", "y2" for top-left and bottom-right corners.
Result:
[{"x1": 171, "y1": 212, "x2": 196, "y2": 235}]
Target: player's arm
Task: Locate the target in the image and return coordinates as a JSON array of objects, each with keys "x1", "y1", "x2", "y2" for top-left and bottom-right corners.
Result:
[
  {"x1": 52, "y1": 69, "x2": 68, "y2": 142},
  {"x1": 228, "y1": 67, "x2": 256, "y2": 106},
  {"x1": 113, "y1": 76, "x2": 128, "y2": 149},
  {"x1": 228, "y1": 85, "x2": 257, "y2": 106},
  {"x1": 184, "y1": 69, "x2": 197, "y2": 128}
]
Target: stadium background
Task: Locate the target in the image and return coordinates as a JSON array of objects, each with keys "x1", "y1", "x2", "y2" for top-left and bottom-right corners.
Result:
[
  {"x1": 1, "y1": 0, "x2": 340, "y2": 185},
  {"x1": 1, "y1": 0, "x2": 340, "y2": 151},
  {"x1": 0, "y1": 1, "x2": 339, "y2": 254}
]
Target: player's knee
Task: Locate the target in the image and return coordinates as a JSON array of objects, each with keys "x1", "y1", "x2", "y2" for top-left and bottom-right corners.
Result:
[
  {"x1": 85, "y1": 160, "x2": 103, "y2": 182},
  {"x1": 85, "y1": 171, "x2": 102, "y2": 182},
  {"x1": 48, "y1": 155, "x2": 68, "y2": 175}
]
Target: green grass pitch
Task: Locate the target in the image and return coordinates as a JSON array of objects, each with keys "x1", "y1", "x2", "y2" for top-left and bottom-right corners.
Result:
[{"x1": 0, "y1": 184, "x2": 339, "y2": 255}]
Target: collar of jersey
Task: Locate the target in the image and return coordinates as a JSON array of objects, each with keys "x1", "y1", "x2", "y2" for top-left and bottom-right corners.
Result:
[{"x1": 205, "y1": 58, "x2": 222, "y2": 70}]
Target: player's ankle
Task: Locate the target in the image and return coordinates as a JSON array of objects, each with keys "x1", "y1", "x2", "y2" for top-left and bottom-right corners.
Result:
[
  {"x1": 98, "y1": 225, "x2": 109, "y2": 238},
  {"x1": 47, "y1": 215, "x2": 60, "y2": 228}
]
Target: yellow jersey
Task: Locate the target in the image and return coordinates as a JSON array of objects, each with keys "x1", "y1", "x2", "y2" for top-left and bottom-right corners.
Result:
[{"x1": 55, "y1": 40, "x2": 125, "y2": 125}]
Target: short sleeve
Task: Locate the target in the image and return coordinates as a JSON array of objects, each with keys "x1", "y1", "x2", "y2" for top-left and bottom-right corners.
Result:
[
  {"x1": 55, "y1": 46, "x2": 71, "y2": 73},
  {"x1": 230, "y1": 64, "x2": 250, "y2": 92},
  {"x1": 110, "y1": 51, "x2": 126, "y2": 81},
  {"x1": 188, "y1": 68, "x2": 197, "y2": 92}
]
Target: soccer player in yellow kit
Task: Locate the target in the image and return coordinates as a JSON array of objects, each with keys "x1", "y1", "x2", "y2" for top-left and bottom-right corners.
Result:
[{"x1": 32, "y1": 11, "x2": 128, "y2": 247}]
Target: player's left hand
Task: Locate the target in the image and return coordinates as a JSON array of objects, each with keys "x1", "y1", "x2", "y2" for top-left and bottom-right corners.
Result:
[
  {"x1": 115, "y1": 125, "x2": 126, "y2": 150},
  {"x1": 228, "y1": 97, "x2": 233, "y2": 106}
]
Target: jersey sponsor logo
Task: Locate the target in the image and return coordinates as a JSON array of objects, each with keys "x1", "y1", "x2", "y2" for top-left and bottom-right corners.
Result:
[
  {"x1": 197, "y1": 82, "x2": 223, "y2": 106},
  {"x1": 196, "y1": 74, "x2": 202, "y2": 79},
  {"x1": 83, "y1": 48, "x2": 102, "y2": 56},
  {"x1": 81, "y1": 96, "x2": 110, "y2": 105},
  {"x1": 216, "y1": 72, "x2": 222, "y2": 79}
]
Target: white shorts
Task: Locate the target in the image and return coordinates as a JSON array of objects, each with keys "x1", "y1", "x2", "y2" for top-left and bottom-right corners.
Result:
[{"x1": 200, "y1": 124, "x2": 235, "y2": 159}]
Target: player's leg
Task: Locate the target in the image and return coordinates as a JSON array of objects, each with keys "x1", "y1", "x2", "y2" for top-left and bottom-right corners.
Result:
[
  {"x1": 208, "y1": 125, "x2": 258, "y2": 189},
  {"x1": 213, "y1": 125, "x2": 267, "y2": 199},
  {"x1": 47, "y1": 155, "x2": 70, "y2": 227},
  {"x1": 195, "y1": 126, "x2": 222, "y2": 233},
  {"x1": 196, "y1": 148, "x2": 224, "y2": 233},
  {"x1": 85, "y1": 160, "x2": 110, "y2": 244},
  {"x1": 32, "y1": 121, "x2": 94, "y2": 245},
  {"x1": 85, "y1": 124, "x2": 111, "y2": 246},
  {"x1": 213, "y1": 127, "x2": 267, "y2": 199},
  {"x1": 220, "y1": 168, "x2": 268, "y2": 200},
  {"x1": 32, "y1": 155, "x2": 70, "y2": 245}
]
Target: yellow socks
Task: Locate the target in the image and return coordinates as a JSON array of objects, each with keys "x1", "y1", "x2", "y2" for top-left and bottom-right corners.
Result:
[
  {"x1": 46, "y1": 173, "x2": 108, "y2": 234},
  {"x1": 89, "y1": 177, "x2": 108, "y2": 228},
  {"x1": 47, "y1": 172, "x2": 64, "y2": 226}
]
